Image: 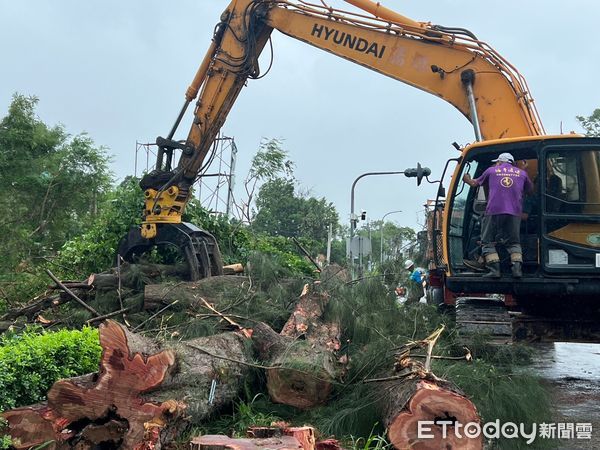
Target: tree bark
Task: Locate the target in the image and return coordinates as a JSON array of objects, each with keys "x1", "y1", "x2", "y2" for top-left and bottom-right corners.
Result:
[
  {"x1": 143, "y1": 276, "x2": 250, "y2": 311},
  {"x1": 3, "y1": 320, "x2": 252, "y2": 449},
  {"x1": 252, "y1": 284, "x2": 344, "y2": 410},
  {"x1": 87, "y1": 263, "x2": 192, "y2": 290}
]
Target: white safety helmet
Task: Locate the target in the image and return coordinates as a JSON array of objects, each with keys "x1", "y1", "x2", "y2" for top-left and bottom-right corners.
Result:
[{"x1": 404, "y1": 259, "x2": 415, "y2": 270}]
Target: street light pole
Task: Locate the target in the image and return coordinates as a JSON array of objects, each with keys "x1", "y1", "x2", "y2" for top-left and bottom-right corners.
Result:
[
  {"x1": 380, "y1": 210, "x2": 402, "y2": 266},
  {"x1": 349, "y1": 171, "x2": 406, "y2": 279},
  {"x1": 350, "y1": 171, "x2": 407, "y2": 240},
  {"x1": 348, "y1": 165, "x2": 431, "y2": 279}
]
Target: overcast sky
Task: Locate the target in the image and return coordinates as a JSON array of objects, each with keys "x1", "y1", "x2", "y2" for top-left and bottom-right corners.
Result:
[{"x1": 2, "y1": 1, "x2": 599, "y2": 232}]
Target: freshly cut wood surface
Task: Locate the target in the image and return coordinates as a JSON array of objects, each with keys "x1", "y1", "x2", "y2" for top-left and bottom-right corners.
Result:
[
  {"x1": 3, "y1": 320, "x2": 253, "y2": 449},
  {"x1": 383, "y1": 378, "x2": 482, "y2": 450}
]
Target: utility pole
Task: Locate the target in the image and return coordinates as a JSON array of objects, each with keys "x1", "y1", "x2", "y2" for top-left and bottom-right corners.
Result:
[{"x1": 326, "y1": 223, "x2": 332, "y2": 264}]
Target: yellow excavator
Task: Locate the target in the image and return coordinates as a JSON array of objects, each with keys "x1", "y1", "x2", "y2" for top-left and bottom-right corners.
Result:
[{"x1": 118, "y1": 0, "x2": 600, "y2": 339}]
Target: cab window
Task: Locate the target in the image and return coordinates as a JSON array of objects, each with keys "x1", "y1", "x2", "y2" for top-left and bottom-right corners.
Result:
[{"x1": 545, "y1": 149, "x2": 600, "y2": 214}]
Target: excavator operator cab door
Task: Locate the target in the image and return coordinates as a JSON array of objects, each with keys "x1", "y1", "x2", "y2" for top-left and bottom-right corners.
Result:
[{"x1": 446, "y1": 142, "x2": 543, "y2": 279}]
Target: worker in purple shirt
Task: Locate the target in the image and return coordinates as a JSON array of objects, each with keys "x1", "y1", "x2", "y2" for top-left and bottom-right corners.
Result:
[{"x1": 463, "y1": 153, "x2": 533, "y2": 278}]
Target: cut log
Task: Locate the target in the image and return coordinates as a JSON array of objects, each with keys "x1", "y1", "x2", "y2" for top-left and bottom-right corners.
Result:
[
  {"x1": 192, "y1": 427, "x2": 335, "y2": 450},
  {"x1": 190, "y1": 435, "x2": 304, "y2": 450},
  {"x1": 251, "y1": 284, "x2": 344, "y2": 409},
  {"x1": 143, "y1": 275, "x2": 250, "y2": 311},
  {"x1": 87, "y1": 263, "x2": 192, "y2": 290},
  {"x1": 282, "y1": 427, "x2": 316, "y2": 450},
  {"x1": 246, "y1": 426, "x2": 315, "y2": 450},
  {"x1": 380, "y1": 376, "x2": 482, "y2": 450},
  {"x1": 315, "y1": 439, "x2": 343, "y2": 450},
  {"x1": 3, "y1": 320, "x2": 253, "y2": 449},
  {"x1": 223, "y1": 263, "x2": 244, "y2": 274}
]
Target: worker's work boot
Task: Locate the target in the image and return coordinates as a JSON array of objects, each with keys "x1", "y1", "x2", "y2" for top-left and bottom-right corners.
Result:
[
  {"x1": 510, "y1": 253, "x2": 523, "y2": 278},
  {"x1": 464, "y1": 257, "x2": 486, "y2": 272},
  {"x1": 483, "y1": 262, "x2": 501, "y2": 278},
  {"x1": 511, "y1": 262, "x2": 523, "y2": 278}
]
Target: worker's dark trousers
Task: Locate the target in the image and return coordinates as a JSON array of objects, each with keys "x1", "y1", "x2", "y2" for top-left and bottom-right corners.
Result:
[{"x1": 481, "y1": 214, "x2": 522, "y2": 261}]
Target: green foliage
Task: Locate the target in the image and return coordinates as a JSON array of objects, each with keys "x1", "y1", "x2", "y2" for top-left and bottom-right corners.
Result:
[
  {"x1": 236, "y1": 138, "x2": 295, "y2": 224},
  {"x1": 0, "y1": 94, "x2": 112, "y2": 274},
  {"x1": 367, "y1": 222, "x2": 415, "y2": 262},
  {"x1": 56, "y1": 176, "x2": 316, "y2": 280},
  {"x1": 0, "y1": 418, "x2": 11, "y2": 450},
  {"x1": 235, "y1": 278, "x2": 550, "y2": 448},
  {"x1": 253, "y1": 178, "x2": 302, "y2": 237},
  {"x1": 0, "y1": 435, "x2": 11, "y2": 450},
  {"x1": 253, "y1": 177, "x2": 339, "y2": 245},
  {"x1": 0, "y1": 326, "x2": 101, "y2": 410},
  {"x1": 300, "y1": 195, "x2": 339, "y2": 242},
  {"x1": 57, "y1": 176, "x2": 143, "y2": 277},
  {"x1": 576, "y1": 108, "x2": 600, "y2": 136},
  {"x1": 247, "y1": 139, "x2": 295, "y2": 181},
  {"x1": 249, "y1": 237, "x2": 316, "y2": 276},
  {"x1": 224, "y1": 396, "x2": 283, "y2": 436}
]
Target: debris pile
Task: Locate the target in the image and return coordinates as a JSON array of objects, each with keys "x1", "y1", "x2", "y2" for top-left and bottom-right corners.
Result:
[{"x1": 1, "y1": 260, "x2": 482, "y2": 449}]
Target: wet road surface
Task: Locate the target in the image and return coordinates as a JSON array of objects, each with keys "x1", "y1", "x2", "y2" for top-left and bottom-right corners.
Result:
[{"x1": 531, "y1": 342, "x2": 600, "y2": 449}]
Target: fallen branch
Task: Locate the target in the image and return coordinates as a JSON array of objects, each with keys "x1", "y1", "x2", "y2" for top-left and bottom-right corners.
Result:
[
  {"x1": 132, "y1": 300, "x2": 179, "y2": 332},
  {"x1": 45, "y1": 269, "x2": 100, "y2": 317},
  {"x1": 86, "y1": 307, "x2": 132, "y2": 325},
  {"x1": 198, "y1": 297, "x2": 251, "y2": 338}
]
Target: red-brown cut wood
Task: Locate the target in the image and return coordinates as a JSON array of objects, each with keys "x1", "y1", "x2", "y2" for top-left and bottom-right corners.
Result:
[
  {"x1": 3, "y1": 320, "x2": 253, "y2": 449},
  {"x1": 190, "y1": 435, "x2": 304, "y2": 450},
  {"x1": 383, "y1": 379, "x2": 482, "y2": 450}
]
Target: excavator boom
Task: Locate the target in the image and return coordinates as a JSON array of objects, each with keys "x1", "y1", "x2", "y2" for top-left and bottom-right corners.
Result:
[
  {"x1": 120, "y1": 0, "x2": 574, "y2": 286},
  {"x1": 175, "y1": 0, "x2": 545, "y2": 182}
]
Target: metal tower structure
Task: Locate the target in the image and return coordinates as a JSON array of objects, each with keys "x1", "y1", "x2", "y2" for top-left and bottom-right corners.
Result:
[
  {"x1": 134, "y1": 136, "x2": 237, "y2": 217},
  {"x1": 196, "y1": 136, "x2": 237, "y2": 217}
]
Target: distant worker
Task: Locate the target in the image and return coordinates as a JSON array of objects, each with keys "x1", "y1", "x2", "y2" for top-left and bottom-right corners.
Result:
[
  {"x1": 404, "y1": 259, "x2": 427, "y2": 303},
  {"x1": 463, "y1": 153, "x2": 533, "y2": 278}
]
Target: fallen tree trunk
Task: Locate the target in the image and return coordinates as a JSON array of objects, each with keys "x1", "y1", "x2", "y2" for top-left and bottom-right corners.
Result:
[
  {"x1": 1, "y1": 293, "x2": 62, "y2": 322},
  {"x1": 252, "y1": 284, "x2": 344, "y2": 409},
  {"x1": 143, "y1": 276, "x2": 251, "y2": 311},
  {"x1": 3, "y1": 320, "x2": 252, "y2": 449},
  {"x1": 371, "y1": 336, "x2": 482, "y2": 450},
  {"x1": 87, "y1": 263, "x2": 192, "y2": 290}
]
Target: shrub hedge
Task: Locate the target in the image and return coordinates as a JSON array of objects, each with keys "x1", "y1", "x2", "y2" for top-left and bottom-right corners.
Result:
[{"x1": 0, "y1": 327, "x2": 101, "y2": 411}]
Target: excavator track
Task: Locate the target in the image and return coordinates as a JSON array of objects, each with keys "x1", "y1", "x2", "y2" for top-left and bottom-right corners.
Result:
[{"x1": 455, "y1": 297, "x2": 513, "y2": 344}]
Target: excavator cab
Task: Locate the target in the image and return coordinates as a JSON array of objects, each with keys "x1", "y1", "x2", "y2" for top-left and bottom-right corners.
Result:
[{"x1": 433, "y1": 136, "x2": 600, "y2": 308}]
